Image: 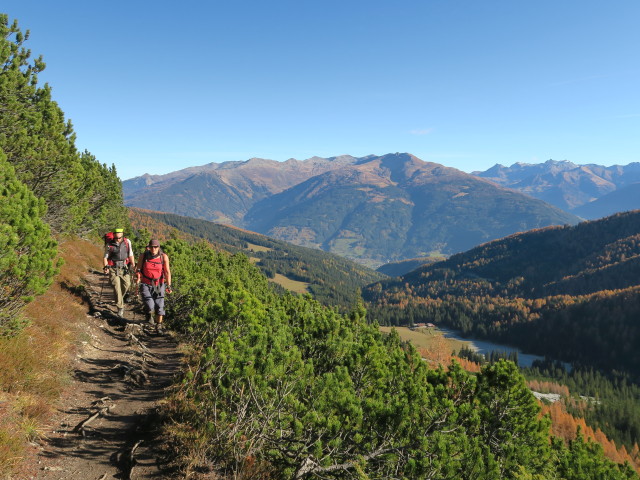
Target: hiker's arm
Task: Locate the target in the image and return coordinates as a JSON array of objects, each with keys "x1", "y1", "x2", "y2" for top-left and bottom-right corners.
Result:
[
  {"x1": 163, "y1": 254, "x2": 172, "y2": 287},
  {"x1": 135, "y1": 254, "x2": 144, "y2": 282},
  {"x1": 127, "y1": 239, "x2": 136, "y2": 267},
  {"x1": 103, "y1": 249, "x2": 109, "y2": 272}
]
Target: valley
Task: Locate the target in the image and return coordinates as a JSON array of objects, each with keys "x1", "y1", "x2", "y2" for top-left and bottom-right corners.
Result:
[
  {"x1": 126, "y1": 164, "x2": 640, "y2": 475},
  {"x1": 389, "y1": 325, "x2": 550, "y2": 367}
]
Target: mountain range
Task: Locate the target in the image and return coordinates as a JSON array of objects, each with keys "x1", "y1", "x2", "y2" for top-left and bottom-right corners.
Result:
[
  {"x1": 124, "y1": 153, "x2": 580, "y2": 266},
  {"x1": 474, "y1": 159, "x2": 640, "y2": 218},
  {"x1": 123, "y1": 155, "x2": 361, "y2": 223}
]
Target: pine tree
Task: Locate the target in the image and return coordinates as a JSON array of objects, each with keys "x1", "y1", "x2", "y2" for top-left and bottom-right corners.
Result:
[
  {"x1": 75, "y1": 150, "x2": 128, "y2": 235},
  {"x1": 475, "y1": 360, "x2": 552, "y2": 479},
  {"x1": 0, "y1": 150, "x2": 57, "y2": 331},
  {"x1": 0, "y1": 14, "x2": 123, "y2": 236}
]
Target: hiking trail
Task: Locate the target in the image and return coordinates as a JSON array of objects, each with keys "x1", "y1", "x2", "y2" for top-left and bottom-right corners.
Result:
[{"x1": 26, "y1": 269, "x2": 182, "y2": 480}]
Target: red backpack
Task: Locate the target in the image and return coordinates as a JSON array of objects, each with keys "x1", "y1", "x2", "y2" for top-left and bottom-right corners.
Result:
[
  {"x1": 104, "y1": 232, "x2": 115, "y2": 245},
  {"x1": 140, "y1": 250, "x2": 165, "y2": 285}
]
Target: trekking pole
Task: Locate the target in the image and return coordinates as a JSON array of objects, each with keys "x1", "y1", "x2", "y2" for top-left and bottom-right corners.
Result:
[
  {"x1": 133, "y1": 281, "x2": 140, "y2": 323},
  {"x1": 98, "y1": 270, "x2": 106, "y2": 303}
]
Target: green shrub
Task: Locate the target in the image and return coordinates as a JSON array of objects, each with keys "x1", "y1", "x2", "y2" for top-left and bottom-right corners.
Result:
[{"x1": 0, "y1": 151, "x2": 57, "y2": 332}]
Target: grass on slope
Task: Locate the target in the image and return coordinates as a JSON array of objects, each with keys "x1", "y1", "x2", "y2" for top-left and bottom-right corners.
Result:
[
  {"x1": 379, "y1": 326, "x2": 469, "y2": 356},
  {"x1": 0, "y1": 239, "x2": 102, "y2": 476},
  {"x1": 269, "y1": 273, "x2": 310, "y2": 294},
  {"x1": 246, "y1": 242, "x2": 272, "y2": 253}
]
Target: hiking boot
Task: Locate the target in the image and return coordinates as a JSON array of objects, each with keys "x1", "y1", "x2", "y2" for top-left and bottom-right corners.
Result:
[
  {"x1": 117, "y1": 308, "x2": 124, "y2": 317},
  {"x1": 145, "y1": 312, "x2": 153, "y2": 323},
  {"x1": 155, "y1": 324, "x2": 164, "y2": 335}
]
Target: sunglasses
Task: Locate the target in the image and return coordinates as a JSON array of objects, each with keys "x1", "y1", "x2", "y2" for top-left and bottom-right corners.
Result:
[{"x1": 150, "y1": 246, "x2": 159, "y2": 248}]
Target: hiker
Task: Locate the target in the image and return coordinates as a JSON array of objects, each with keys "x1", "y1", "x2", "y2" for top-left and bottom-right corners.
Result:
[
  {"x1": 103, "y1": 228, "x2": 135, "y2": 317},
  {"x1": 136, "y1": 239, "x2": 172, "y2": 334}
]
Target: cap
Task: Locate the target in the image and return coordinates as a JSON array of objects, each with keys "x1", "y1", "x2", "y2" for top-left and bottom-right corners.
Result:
[
  {"x1": 148, "y1": 239, "x2": 160, "y2": 247},
  {"x1": 114, "y1": 228, "x2": 124, "y2": 233}
]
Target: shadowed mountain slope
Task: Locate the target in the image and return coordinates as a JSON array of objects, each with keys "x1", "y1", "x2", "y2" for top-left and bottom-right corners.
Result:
[
  {"x1": 573, "y1": 183, "x2": 640, "y2": 220},
  {"x1": 363, "y1": 210, "x2": 640, "y2": 376},
  {"x1": 370, "y1": 209, "x2": 640, "y2": 298}
]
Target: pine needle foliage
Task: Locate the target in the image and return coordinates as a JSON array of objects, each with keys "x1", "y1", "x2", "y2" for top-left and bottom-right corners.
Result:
[
  {"x1": 0, "y1": 14, "x2": 127, "y2": 235},
  {"x1": 0, "y1": 151, "x2": 57, "y2": 332},
  {"x1": 164, "y1": 238, "x2": 638, "y2": 479},
  {"x1": 0, "y1": 13, "x2": 128, "y2": 331}
]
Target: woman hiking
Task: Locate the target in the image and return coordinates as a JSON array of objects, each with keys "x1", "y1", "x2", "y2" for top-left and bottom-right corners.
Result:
[{"x1": 135, "y1": 239, "x2": 172, "y2": 334}]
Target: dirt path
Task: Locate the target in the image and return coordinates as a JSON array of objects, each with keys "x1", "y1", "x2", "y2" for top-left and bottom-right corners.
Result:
[{"x1": 29, "y1": 270, "x2": 182, "y2": 480}]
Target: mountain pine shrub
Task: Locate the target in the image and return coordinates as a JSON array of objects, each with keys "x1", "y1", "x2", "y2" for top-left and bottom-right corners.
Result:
[
  {"x1": 163, "y1": 238, "x2": 639, "y2": 479},
  {"x1": 0, "y1": 151, "x2": 57, "y2": 332}
]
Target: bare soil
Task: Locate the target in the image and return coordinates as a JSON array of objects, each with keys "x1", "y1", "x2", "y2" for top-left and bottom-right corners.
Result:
[{"x1": 25, "y1": 270, "x2": 182, "y2": 480}]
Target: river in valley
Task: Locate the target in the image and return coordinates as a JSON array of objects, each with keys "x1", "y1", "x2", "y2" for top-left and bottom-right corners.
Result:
[{"x1": 438, "y1": 327, "x2": 548, "y2": 368}]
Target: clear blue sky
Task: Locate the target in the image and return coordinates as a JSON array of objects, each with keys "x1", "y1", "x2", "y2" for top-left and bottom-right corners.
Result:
[{"x1": 3, "y1": 1, "x2": 639, "y2": 180}]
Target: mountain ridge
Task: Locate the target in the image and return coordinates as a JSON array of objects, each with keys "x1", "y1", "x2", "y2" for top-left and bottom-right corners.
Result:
[
  {"x1": 474, "y1": 159, "x2": 640, "y2": 215},
  {"x1": 125, "y1": 152, "x2": 581, "y2": 266},
  {"x1": 245, "y1": 153, "x2": 580, "y2": 265}
]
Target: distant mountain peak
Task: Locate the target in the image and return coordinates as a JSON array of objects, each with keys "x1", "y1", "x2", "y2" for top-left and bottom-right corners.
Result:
[{"x1": 473, "y1": 159, "x2": 639, "y2": 212}]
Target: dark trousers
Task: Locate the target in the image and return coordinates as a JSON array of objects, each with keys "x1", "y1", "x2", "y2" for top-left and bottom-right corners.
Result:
[{"x1": 140, "y1": 282, "x2": 165, "y2": 316}]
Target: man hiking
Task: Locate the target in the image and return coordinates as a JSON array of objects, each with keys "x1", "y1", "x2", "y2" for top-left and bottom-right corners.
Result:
[
  {"x1": 136, "y1": 239, "x2": 172, "y2": 334},
  {"x1": 103, "y1": 228, "x2": 135, "y2": 317}
]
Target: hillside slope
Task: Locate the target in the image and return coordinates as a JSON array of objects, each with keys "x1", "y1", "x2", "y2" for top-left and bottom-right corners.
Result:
[
  {"x1": 573, "y1": 183, "x2": 640, "y2": 219},
  {"x1": 161, "y1": 236, "x2": 639, "y2": 479},
  {"x1": 397, "y1": 209, "x2": 640, "y2": 298},
  {"x1": 364, "y1": 210, "x2": 640, "y2": 376},
  {"x1": 129, "y1": 208, "x2": 386, "y2": 310}
]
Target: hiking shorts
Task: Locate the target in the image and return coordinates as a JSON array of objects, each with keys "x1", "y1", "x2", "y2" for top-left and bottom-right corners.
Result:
[{"x1": 140, "y1": 283, "x2": 166, "y2": 316}]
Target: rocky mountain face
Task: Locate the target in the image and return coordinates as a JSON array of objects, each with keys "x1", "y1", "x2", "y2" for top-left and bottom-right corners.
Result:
[
  {"x1": 125, "y1": 153, "x2": 580, "y2": 266},
  {"x1": 473, "y1": 160, "x2": 640, "y2": 217}
]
